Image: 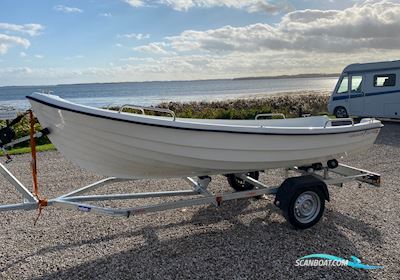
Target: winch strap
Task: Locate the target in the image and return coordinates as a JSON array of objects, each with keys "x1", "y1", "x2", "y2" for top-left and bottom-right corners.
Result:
[
  {"x1": 29, "y1": 110, "x2": 39, "y2": 196},
  {"x1": 29, "y1": 110, "x2": 47, "y2": 225}
]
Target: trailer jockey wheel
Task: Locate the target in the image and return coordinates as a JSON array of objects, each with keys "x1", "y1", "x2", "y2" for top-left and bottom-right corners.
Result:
[
  {"x1": 285, "y1": 186, "x2": 325, "y2": 229},
  {"x1": 327, "y1": 159, "x2": 338, "y2": 169},
  {"x1": 226, "y1": 171, "x2": 259, "y2": 191}
]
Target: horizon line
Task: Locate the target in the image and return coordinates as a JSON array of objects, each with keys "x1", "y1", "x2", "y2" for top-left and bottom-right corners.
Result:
[{"x1": 0, "y1": 72, "x2": 340, "y2": 88}]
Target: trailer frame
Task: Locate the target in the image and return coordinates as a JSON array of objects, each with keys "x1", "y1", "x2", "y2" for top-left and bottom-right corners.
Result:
[{"x1": 0, "y1": 158, "x2": 380, "y2": 228}]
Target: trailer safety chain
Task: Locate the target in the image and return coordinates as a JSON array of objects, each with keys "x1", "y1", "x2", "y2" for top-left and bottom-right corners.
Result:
[{"x1": 29, "y1": 110, "x2": 48, "y2": 225}]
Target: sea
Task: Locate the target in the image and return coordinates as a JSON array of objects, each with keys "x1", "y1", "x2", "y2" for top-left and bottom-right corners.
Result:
[{"x1": 0, "y1": 77, "x2": 337, "y2": 110}]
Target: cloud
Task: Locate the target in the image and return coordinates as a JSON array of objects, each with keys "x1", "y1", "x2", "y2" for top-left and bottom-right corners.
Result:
[
  {"x1": 133, "y1": 42, "x2": 173, "y2": 55},
  {"x1": 125, "y1": 0, "x2": 293, "y2": 13},
  {"x1": 247, "y1": 0, "x2": 293, "y2": 13},
  {"x1": 0, "y1": 34, "x2": 30, "y2": 55},
  {"x1": 125, "y1": 0, "x2": 145, "y2": 7},
  {"x1": 162, "y1": 0, "x2": 293, "y2": 13},
  {"x1": 280, "y1": 2, "x2": 400, "y2": 39},
  {"x1": 165, "y1": 0, "x2": 400, "y2": 53},
  {"x1": 0, "y1": 22, "x2": 43, "y2": 55},
  {"x1": 0, "y1": 67, "x2": 32, "y2": 76},
  {"x1": 119, "y1": 33, "x2": 150, "y2": 40},
  {"x1": 0, "y1": 22, "x2": 44, "y2": 36},
  {"x1": 99, "y1": 12, "x2": 112, "y2": 17},
  {"x1": 54, "y1": 5, "x2": 83, "y2": 14}
]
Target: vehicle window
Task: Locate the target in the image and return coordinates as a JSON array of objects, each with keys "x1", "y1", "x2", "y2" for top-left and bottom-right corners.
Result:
[
  {"x1": 337, "y1": 76, "x2": 348, "y2": 94},
  {"x1": 351, "y1": 76, "x2": 363, "y2": 93},
  {"x1": 374, "y1": 74, "x2": 396, "y2": 87}
]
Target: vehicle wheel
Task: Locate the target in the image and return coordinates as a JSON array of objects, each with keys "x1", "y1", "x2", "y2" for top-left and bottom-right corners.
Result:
[
  {"x1": 334, "y1": 106, "x2": 348, "y2": 118},
  {"x1": 284, "y1": 187, "x2": 325, "y2": 229},
  {"x1": 226, "y1": 171, "x2": 259, "y2": 191}
]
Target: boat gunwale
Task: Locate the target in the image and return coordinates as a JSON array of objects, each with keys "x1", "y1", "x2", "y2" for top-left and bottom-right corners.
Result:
[{"x1": 27, "y1": 94, "x2": 382, "y2": 136}]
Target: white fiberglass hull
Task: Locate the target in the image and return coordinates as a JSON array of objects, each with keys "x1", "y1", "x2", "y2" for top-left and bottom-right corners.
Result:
[{"x1": 28, "y1": 93, "x2": 382, "y2": 179}]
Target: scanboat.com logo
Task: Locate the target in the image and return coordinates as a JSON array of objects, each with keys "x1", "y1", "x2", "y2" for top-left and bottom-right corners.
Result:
[{"x1": 296, "y1": 254, "x2": 383, "y2": 270}]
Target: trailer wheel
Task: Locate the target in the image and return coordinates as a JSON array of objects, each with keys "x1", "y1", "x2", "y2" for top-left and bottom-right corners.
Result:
[
  {"x1": 226, "y1": 171, "x2": 259, "y2": 191},
  {"x1": 285, "y1": 187, "x2": 325, "y2": 229},
  {"x1": 334, "y1": 106, "x2": 348, "y2": 118}
]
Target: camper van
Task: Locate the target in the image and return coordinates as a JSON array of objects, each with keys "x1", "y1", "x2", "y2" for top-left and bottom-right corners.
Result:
[{"x1": 328, "y1": 60, "x2": 400, "y2": 119}]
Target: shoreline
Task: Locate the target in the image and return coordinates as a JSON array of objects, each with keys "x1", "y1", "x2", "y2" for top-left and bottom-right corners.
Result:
[{"x1": 220, "y1": 90, "x2": 330, "y2": 101}]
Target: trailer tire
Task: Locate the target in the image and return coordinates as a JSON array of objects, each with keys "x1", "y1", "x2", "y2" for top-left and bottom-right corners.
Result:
[
  {"x1": 284, "y1": 187, "x2": 325, "y2": 229},
  {"x1": 275, "y1": 176, "x2": 328, "y2": 229},
  {"x1": 226, "y1": 171, "x2": 259, "y2": 191},
  {"x1": 334, "y1": 106, "x2": 348, "y2": 118}
]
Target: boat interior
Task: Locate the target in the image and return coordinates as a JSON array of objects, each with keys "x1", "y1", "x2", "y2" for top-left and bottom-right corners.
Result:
[{"x1": 118, "y1": 112, "x2": 358, "y2": 128}]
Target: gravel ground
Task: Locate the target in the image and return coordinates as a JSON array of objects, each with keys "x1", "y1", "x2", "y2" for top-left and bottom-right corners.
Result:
[{"x1": 1, "y1": 122, "x2": 399, "y2": 280}]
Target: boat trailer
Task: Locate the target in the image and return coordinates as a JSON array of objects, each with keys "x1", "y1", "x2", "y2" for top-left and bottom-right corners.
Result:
[
  {"x1": 0, "y1": 110, "x2": 381, "y2": 229},
  {"x1": 0, "y1": 156, "x2": 380, "y2": 229}
]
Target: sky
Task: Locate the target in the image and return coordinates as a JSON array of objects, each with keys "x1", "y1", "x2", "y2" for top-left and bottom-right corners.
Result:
[{"x1": 0, "y1": 0, "x2": 400, "y2": 86}]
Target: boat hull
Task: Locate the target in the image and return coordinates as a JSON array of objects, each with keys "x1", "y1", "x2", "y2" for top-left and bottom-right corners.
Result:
[{"x1": 28, "y1": 94, "x2": 382, "y2": 179}]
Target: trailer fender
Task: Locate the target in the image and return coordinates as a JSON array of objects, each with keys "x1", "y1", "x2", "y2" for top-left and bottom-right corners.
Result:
[{"x1": 274, "y1": 175, "x2": 329, "y2": 211}]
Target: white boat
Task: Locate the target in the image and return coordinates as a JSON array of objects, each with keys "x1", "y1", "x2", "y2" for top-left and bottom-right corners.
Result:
[{"x1": 27, "y1": 92, "x2": 382, "y2": 179}]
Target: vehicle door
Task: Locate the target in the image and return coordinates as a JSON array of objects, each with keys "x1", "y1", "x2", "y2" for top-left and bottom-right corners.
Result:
[
  {"x1": 331, "y1": 75, "x2": 349, "y2": 107},
  {"x1": 348, "y1": 74, "x2": 365, "y2": 116}
]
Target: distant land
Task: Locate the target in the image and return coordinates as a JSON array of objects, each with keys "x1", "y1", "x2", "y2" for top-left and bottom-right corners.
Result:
[
  {"x1": 0, "y1": 73, "x2": 340, "y2": 88},
  {"x1": 233, "y1": 73, "x2": 340, "y2": 81},
  {"x1": 60, "y1": 73, "x2": 341, "y2": 86}
]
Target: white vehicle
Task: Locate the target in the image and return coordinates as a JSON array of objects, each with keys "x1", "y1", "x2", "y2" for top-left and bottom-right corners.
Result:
[{"x1": 328, "y1": 60, "x2": 400, "y2": 118}]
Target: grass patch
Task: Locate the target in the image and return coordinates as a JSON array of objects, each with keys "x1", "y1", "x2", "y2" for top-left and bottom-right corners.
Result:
[
  {"x1": 0, "y1": 143, "x2": 56, "y2": 156},
  {"x1": 158, "y1": 94, "x2": 330, "y2": 119}
]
